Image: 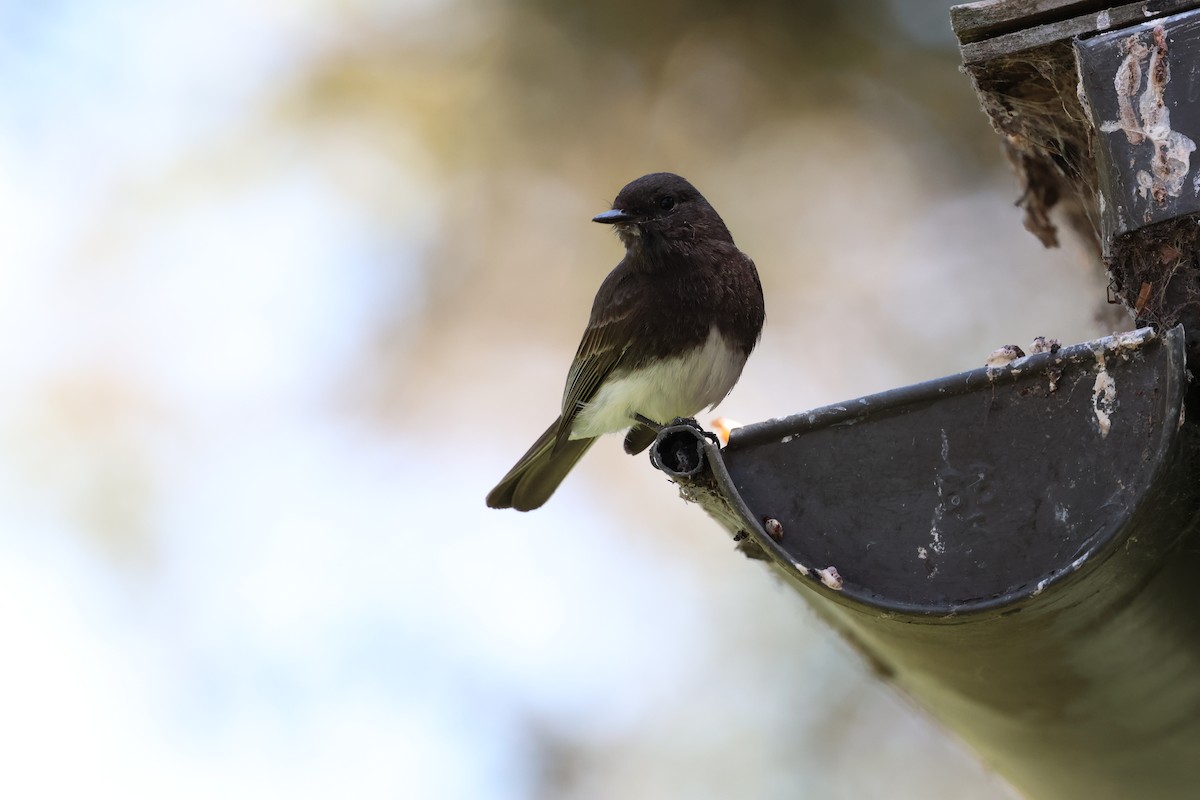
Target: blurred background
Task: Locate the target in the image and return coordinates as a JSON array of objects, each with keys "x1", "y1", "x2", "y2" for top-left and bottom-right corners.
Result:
[{"x1": 0, "y1": 1, "x2": 1115, "y2": 798}]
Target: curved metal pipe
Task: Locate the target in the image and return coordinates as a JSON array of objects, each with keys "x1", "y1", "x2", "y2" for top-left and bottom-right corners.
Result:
[{"x1": 651, "y1": 326, "x2": 1200, "y2": 799}]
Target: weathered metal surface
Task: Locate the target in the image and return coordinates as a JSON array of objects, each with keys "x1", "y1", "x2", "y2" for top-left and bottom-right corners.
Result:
[
  {"x1": 655, "y1": 326, "x2": 1200, "y2": 799},
  {"x1": 952, "y1": 0, "x2": 1200, "y2": 251},
  {"x1": 725, "y1": 327, "x2": 1172, "y2": 611},
  {"x1": 1074, "y1": 13, "x2": 1200, "y2": 366},
  {"x1": 953, "y1": 0, "x2": 1200, "y2": 367},
  {"x1": 1077, "y1": 13, "x2": 1200, "y2": 238}
]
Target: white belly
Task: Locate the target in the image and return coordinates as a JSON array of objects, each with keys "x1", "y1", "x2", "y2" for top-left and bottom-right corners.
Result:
[{"x1": 569, "y1": 325, "x2": 747, "y2": 439}]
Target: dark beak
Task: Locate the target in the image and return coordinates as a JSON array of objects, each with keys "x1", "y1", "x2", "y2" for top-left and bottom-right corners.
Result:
[{"x1": 592, "y1": 208, "x2": 635, "y2": 224}]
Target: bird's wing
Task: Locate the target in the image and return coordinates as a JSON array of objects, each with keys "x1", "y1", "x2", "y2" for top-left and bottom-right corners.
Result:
[{"x1": 555, "y1": 269, "x2": 638, "y2": 444}]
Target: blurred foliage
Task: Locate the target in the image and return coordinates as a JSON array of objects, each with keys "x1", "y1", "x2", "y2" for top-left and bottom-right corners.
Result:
[
  {"x1": 274, "y1": 0, "x2": 1029, "y2": 423},
  {"x1": 290, "y1": 0, "x2": 995, "y2": 171}
]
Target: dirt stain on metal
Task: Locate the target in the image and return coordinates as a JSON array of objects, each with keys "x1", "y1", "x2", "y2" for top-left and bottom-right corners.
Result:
[{"x1": 1100, "y1": 26, "x2": 1196, "y2": 210}]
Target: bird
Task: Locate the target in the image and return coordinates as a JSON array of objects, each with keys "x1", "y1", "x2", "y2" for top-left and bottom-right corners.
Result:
[{"x1": 486, "y1": 172, "x2": 765, "y2": 511}]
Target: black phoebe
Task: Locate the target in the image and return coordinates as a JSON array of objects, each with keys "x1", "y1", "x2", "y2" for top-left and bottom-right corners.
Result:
[{"x1": 487, "y1": 172, "x2": 765, "y2": 511}]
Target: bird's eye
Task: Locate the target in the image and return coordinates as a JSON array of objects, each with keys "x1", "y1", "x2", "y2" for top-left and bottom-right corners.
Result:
[{"x1": 657, "y1": 195, "x2": 676, "y2": 211}]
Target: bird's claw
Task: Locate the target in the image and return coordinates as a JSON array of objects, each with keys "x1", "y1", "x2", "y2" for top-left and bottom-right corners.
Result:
[
  {"x1": 667, "y1": 416, "x2": 721, "y2": 446},
  {"x1": 633, "y1": 415, "x2": 720, "y2": 446}
]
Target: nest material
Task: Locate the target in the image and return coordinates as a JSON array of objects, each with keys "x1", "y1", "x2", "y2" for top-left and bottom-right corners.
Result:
[
  {"x1": 1110, "y1": 218, "x2": 1200, "y2": 362},
  {"x1": 966, "y1": 42, "x2": 1103, "y2": 251},
  {"x1": 967, "y1": 33, "x2": 1200, "y2": 366}
]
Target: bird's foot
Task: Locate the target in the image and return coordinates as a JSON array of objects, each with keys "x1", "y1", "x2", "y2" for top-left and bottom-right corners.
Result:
[
  {"x1": 667, "y1": 416, "x2": 721, "y2": 446},
  {"x1": 632, "y1": 414, "x2": 720, "y2": 446}
]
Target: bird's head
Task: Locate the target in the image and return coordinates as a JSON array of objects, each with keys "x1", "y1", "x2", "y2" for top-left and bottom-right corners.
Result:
[{"x1": 592, "y1": 172, "x2": 732, "y2": 253}]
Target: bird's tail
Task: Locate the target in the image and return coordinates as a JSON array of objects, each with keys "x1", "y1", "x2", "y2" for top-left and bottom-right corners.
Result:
[{"x1": 487, "y1": 418, "x2": 597, "y2": 511}]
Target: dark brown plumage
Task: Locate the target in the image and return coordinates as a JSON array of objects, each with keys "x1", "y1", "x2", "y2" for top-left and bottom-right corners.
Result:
[{"x1": 487, "y1": 173, "x2": 764, "y2": 511}]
